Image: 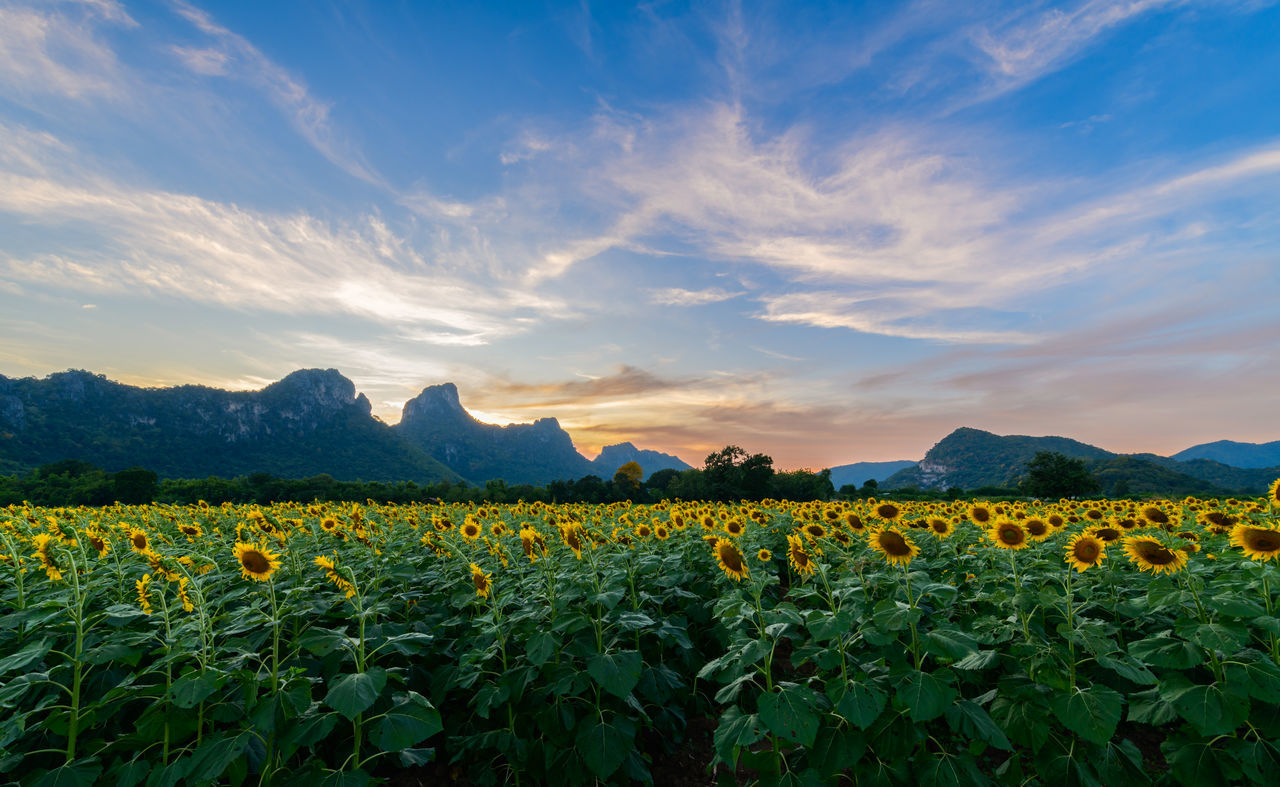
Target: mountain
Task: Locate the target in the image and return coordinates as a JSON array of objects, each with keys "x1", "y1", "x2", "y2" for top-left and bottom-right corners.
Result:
[
  {"x1": 0, "y1": 369, "x2": 460, "y2": 483},
  {"x1": 590, "y1": 442, "x2": 692, "y2": 480},
  {"x1": 392, "y1": 383, "x2": 595, "y2": 486},
  {"x1": 1172, "y1": 440, "x2": 1280, "y2": 469},
  {"x1": 827, "y1": 460, "x2": 917, "y2": 490},
  {"x1": 880, "y1": 427, "x2": 1277, "y2": 495}
]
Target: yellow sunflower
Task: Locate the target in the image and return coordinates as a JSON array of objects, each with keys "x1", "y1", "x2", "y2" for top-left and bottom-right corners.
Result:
[
  {"x1": 874, "y1": 502, "x2": 902, "y2": 522},
  {"x1": 1086, "y1": 524, "x2": 1123, "y2": 544},
  {"x1": 1023, "y1": 518, "x2": 1051, "y2": 541},
  {"x1": 654, "y1": 525, "x2": 670, "y2": 541},
  {"x1": 757, "y1": 548, "x2": 772, "y2": 562},
  {"x1": 802, "y1": 522, "x2": 827, "y2": 540},
  {"x1": 1065, "y1": 534, "x2": 1106, "y2": 572},
  {"x1": 136, "y1": 573, "x2": 153, "y2": 615},
  {"x1": 1268, "y1": 478, "x2": 1280, "y2": 508},
  {"x1": 1230, "y1": 524, "x2": 1280, "y2": 562},
  {"x1": 713, "y1": 538, "x2": 749, "y2": 581},
  {"x1": 786, "y1": 533, "x2": 816, "y2": 577},
  {"x1": 725, "y1": 518, "x2": 745, "y2": 537},
  {"x1": 1140, "y1": 505, "x2": 1172, "y2": 528},
  {"x1": 128, "y1": 528, "x2": 150, "y2": 554},
  {"x1": 926, "y1": 517, "x2": 953, "y2": 538},
  {"x1": 988, "y1": 519, "x2": 1029, "y2": 550},
  {"x1": 460, "y1": 519, "x2": 482, "y2": 541},
  {"x1": 469, "y1": 563, "x2": 492, "y2": 599},
  {"x1": 30, "y1": 533, "x2": 63, "y2": 581},
  {"x1": 868, "y1": 527, "x2": 918, "y2": 567},
  {"x1": 1122, "y1": 535, "x2": 1188, "y2": 574},
  {"x1": 969, "y1": 504, "x2": 993, "y2": 526},
  {"x1": 233, "y1": 541, "x2": 281, "y2": 582},
  {"x1": 845, "y1": 512, "x2": 866, "y2": 531}
]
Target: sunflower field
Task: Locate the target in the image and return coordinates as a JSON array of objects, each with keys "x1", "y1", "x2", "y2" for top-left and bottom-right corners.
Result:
[{"x1": 2, "y1": 484, "x2": 1280, "y2": 786}]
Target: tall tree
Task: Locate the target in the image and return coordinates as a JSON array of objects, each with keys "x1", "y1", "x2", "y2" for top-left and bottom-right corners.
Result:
[{"x1": 1020, "y1": 451, "x2": 1100, "y2": 498}]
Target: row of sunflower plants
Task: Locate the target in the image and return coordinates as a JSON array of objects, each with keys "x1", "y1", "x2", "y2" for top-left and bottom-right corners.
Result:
[{"x1": 0, "y1": 488, "x2": 1278, "y2": 785}]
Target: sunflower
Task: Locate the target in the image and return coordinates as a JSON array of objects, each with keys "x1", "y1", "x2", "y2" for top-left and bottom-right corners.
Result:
[
  {"x1": 1140, "y1": 506, "x2": 1171, "y2": 527},
  {"x1": 1024, "y1": 518, "x2": 1051, "y2": 541},
  {"x1": 786, "y1": 534, "x2": 816, "y2": 577},
  {"x1": 988, "y1": 519, "x2": 1029, "y2": 550},
  {"x1": 1065, "y1": 534, "x2": 1106, "y2": 572},
  {"x1": 128, "y1": 528, "x2": 150, "y2": 554},
  {"x1": 315, "y1": 553, "x2": 356, "y2": 597},
  {"x1": 869, "y1": 527, "x2": 918, "y2": 567},
  {"x1": 1047, "y1": 513, "x2": 1066, "y2": 529},
  {"x1": 1084, "y1": 508, "x2": 1105, "y2": 521},
  {"x1": 470, "y1": 563, "x2": 492, "y2": 599},
  {"x1": 725, "y1": 519, "x2": 745, "y2": 537},
  {"x1": 562, "y1": 526, "x2": 585, "y2": 558},
  {"x1": 969, "y1": 504, "x2": 993, "y2": 526},
  {"x1": 757, "y1": 548, "x2": 772, "y2": 562},
  {"x1": 1267, "y1": 478, "x2": 1280, "y2": 508},
  {"x1": 233, "y1": 542, "x2": 281, "y2": 582},
  {"x1": 802, "y1": 522, "x2": 827, "y2": 540},
  {"x1": 176, "y1": 577, "x2": 195, "y2": 612},
  {"x1": 179, "y1": 523, "x2": 202, "y2": 540},
  {"x1": 874, "y1": 502, "x2": 902, "y2": 522},
  {"x1": 1087, "y1": 524, "x2": 1123, "y2": 544},
  {"x1": 520, "y1": 527, "x2": 546, "y2": 562},
  {"x1": 460, "y1": 520, "x2": 482, "y2": 541},
  {"x1": 635, "y1": 524, "x2": 652, "y2": 539},
  {"x1": 1198, "y1": 510, "x2": 1236, "y2": 534},
  {"x1": 30, "y1": 533, "x2": 63, "y2": 581},
  {"x1": 136, "y1": 573, "x2": 153, "y2": 615},
  {"x1": 654, "y1": 525, "x2": 670, "y2": 541},
  {"x1": 1114, "y1": 516, "x2": 1141, "y2": 531},
  {"x1": 845, "y1": 513, "x2": 866, "y2": 531},
  {"x1": 713, "y1": 539, "x2": 749, "y2": 581},
  {"x1": 926, "y1": 517, "x2": 953, "y2": 538},
  {"x1": 1122, "y1": 535, "x2": 1188, "y2": 574},
  {"x1": 1230, "y1": 524, "x2": 1280, "y2": 562},
  {"x1": 85, "y1": 529, "x2": 110, "y2": 558}
]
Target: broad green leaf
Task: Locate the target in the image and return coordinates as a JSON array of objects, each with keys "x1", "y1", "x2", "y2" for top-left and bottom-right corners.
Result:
[
  {"x1": 375, "y1": 692, "x2": 443, "y2": 752},
  {"x1": 183, "y1": 733, "x2": 247, "y2": 783},
  {"x1": 833, "y1": 680, "x2": 887, "y2": 729},
  {"x1": 33, "y1": 758, "x2": 103, "y2": 787},
  {"x1": 170, "y1": 670, "x2": 223, "y2": 709},
  {"x1": 1097, "y1": 654, "x2": 1157, "y2": 685},
  {"x1": 712, "y1": 706, "x2": 767, "y2": 769},
  {"x1": 1166, "y1": 740, "x2": 1241, "y2": 787},
  {"x1": 1050, "y1": 685, "x2": 1122, "y2": 744},
  {"x1": 587, "y1": 650, "x2": 642, "y2": 699},
  {"x1": 897, "y1": 670, "x2": 957, "y2": 723},
  {"x1": 808, "y1": 722, "x2": 865, "y2": 776},
  {"x1": 1225, "y1": 656, "x2": 1280, "y2": 704},
  {"x1": 758, "y1": 685, "x2": 821, "y2": 746},
  {"x1": 1159, "y1": 675, "x2": 1250, "y2": 737},
  {"x1": 923, "y1": 629, "x2": 979, "y2": 660},
  {"x1": 945, "y1": 699, "x2": 1011, "y2": 750},
  {"x1": 324, "y1": 667, "x2": 387, "y2": 720},
  {"x1": 917, "y1": 752, "x2": 988, "y2": 787},
  {"x1": 1129, "y1": 635, "x2": 1202, "y2": 669},
  {"x1": 807, "y1": 610, "x2": 854, "y2": 641},
  {"x1": 1126, "y1": 687, "x2": 1177, "y2": 726},
  {"x1": 953, "y1": 650, "x2": 1000, "y2": 671},
  {"x1": 526, "y1": 631, "x2": 557, "y2": 667},
  {"x1": 873, "y1": 599, "x2": 921, "y2": 632},
  {"x1": 575, "y1": 717, "x2": 635, "y2": 779},
  {"x1": 0, "y1": 638, "x2": 51, "y2": 675},
  {"x1": 991, "y1": 695, "x2": 1050, "y2": 750},
  {"x1": 398, "y1": 748, "x2": 435, "y2": 767}
]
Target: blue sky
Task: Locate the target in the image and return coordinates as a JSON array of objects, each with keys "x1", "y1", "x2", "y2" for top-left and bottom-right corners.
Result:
[{"x1": 2, "y1": 0, "x2": 1278, "y2": 469}]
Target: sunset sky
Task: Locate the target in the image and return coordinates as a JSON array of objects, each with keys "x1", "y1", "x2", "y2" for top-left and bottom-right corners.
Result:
[{"x1": 2, "y1": 0, "x2": 1278, "y2": 469}]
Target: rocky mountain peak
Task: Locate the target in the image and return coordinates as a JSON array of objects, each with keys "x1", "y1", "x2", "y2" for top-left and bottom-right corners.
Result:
[{"x1": 400, "y1": 382, "x2": 472, "y2": 425}]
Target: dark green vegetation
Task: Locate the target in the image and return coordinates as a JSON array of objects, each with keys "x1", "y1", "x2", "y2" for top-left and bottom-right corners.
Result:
[
  {"x1": 4, "y1": 498, "x2": 1279, "y2": 785},
  {"x1": 883, "y1": 428, "x2": 1278, "y2": 496}
]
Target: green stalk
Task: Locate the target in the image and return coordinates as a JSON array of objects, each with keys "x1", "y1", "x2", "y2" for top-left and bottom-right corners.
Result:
[{"x1": 64, "y1": 551, "x2": 85, "y2": 763}]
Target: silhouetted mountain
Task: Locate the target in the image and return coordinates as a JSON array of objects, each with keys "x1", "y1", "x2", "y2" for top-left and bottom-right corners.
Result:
[
  {"x1": 827, "y1": 460, "x2": 917, "y2": 490},
  {"x1": 881, "y1": 427, "x2": 1277, "y2": 495},
  {"x1": 590, "y1": 442, "x2": 692, "y2": 480},
  {"x1": 1172, "y1": 440, "x2": 1280, "y2": 469},
  {"x1": 0, "y1": 369, "x2": 461, "y2": 483},
  {"x1": 393, "y1": 383, "x2": 594, "y2": 485}
]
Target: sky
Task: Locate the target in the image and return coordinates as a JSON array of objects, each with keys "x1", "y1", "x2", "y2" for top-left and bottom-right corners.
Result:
[{"x1": 1, "y1": 0, "x2": 1279, "y2": 470}]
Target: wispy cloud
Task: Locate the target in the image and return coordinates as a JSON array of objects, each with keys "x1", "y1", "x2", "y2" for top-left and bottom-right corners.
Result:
[
  {"x1": 168, "y1": 1, "x2": 382, "y2": 185},
  {"x1": 648, "y1": 286, "x2": 745, "y2": 306},
  {"x1": 0, "y1": 0, "x2": 135, "y2": 101}
]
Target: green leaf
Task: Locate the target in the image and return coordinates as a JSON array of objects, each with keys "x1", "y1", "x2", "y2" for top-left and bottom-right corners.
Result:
[
  {"x1": 297, "y1": 628, "x2": 351, "y2": 658},
  {"x1": 1049, "y1": 685, "x2": 1122, "y2": 744},
  {"x1": 379, "y1": 632, "x2": 434, "y2": 657},
  {"x1": 807, "y1": 610, "x2": 854, "y2": 642},
  {"x1": 587, "y1": 650, "x2": 642, "y2": 699},
  {"x1": 575, "y1": 716, "x2": 635, "y2": 779},
  {"x1": 713, "y1": 706, "x2": 767, "y2": 769},
  {"x1": 897, "y1": 670, "x2": 957, "y2": 723},
  {"x1": 808, "y1": 722, "x2": 865, "y2": 777},
  {"x1": 0, "y1": 638, "x2": 51, "y2": 675},
  {"x1": 758, "y1": 685, "x2": 821, "y2": 746},
  {"x1": 1159, "y1": 675, "x2": 1250, "y2": 737},
  {"x1": 1126, "y1": 687, "x2": 1177, "y2": 726},
  {"x1": 953, "y1": 650, "x2": 1000, "y2": 671},
  {"x1": 375, "y1": 692, "x2": 443, "y2": 752},
  {"x1": 991, "y1": 694, "x2": 1050, "y2": 750},
  {"x1": 33, "y1": 758, "x2": 103, "y2": 787},
  {"x1": 170, "y1": 670, "x2": 222, "y2": 709},
  {"x1": 324, "y1": 668, "x2": 387, "y2": 720},
  {"x1": 923, "y1": 629, "x2": 979, "y2": 660},
  {"x1": 1225, "y1": 656, "x2": 1280, "y2": 704},
  {"x1": 398, "y1": 748, "x2": 435, "y2": 767},
  {"x1": 873, "y1": 599, "x2": 921, "y2": 632},
  {"x1": 526, "y1": 631, "x2": 557, "y2": 667},
  {"x1": 1192, "y1": 623, "x2": 1246, "y2": 655},
  {"x1": 1096, "y1": 654, "x2": 1157, "y2": 685},
  {"x1": 184, "y1": 733, "x2": 248, "y2": 783},
  {"x1": 917, "y1": 752, "x2": 987, "y2": 787},
  {"x1": 1208, "y1": 595, "x2": 1267, "y2": 618},
  {"x1": 1129, "y1": 635, "x2": 1202, "y2": 669},
  {"x1": 945, "y1": 699, "x2": 1011, "y2": 750},
  {"x1": 833, "y1": 681, "x2": 887, "y2": 729},
  {"x1": 1166, "y1": 740, "x2": 1241, "y2": 787}
]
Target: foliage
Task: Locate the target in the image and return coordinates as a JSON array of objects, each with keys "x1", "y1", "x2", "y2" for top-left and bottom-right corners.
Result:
[
  {"x1": 1021, "y1": 451, "x2": 1101, "y2": 498},
  {"x1": 1, "y1": 489, "x2": 1278, "y2": 784}
]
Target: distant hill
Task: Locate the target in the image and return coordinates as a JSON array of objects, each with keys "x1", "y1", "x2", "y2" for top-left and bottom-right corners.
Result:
[
  {"x1": 392, "y1": 383, "x2": 595, "y2": 486},
  {"x1": 1172, "y1": 440, "x2": 1280, "y2": 469},
  {"x1": 590, "y1": 443, "x2": 691, "y2": 480},
  {"x1": 827, "y1": 460, "x2": 916, "y2": 489},
  {"x1": 881, "y1": 427, "x2": 1277, "y2": 495},
  {"x1": 0, "y1": 369, "x2": 461, "y2": 484}
]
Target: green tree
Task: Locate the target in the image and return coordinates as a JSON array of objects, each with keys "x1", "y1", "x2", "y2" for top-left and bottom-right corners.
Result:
[
  {"x1": 613, "y1": 461, "x2": 643, "y2": 490},
  {"x1": 1020, "y1": 451, "x2": 1100, "y2": 499}
]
